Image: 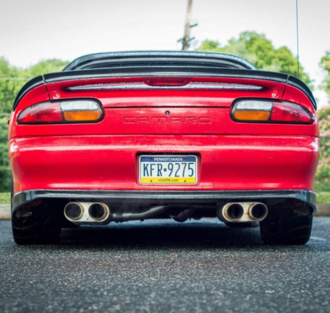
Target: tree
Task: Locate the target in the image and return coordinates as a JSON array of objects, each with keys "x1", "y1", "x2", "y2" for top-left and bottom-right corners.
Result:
[
  {"x1": 320, "y1": 51, "x2": 330, "y2": 99},
  {"x1": 314, "y1": 51, "x2": 330, "y2": 191},
  {"x1": 26, "y1": 59, "x2": 69, "y2": 79},
  {"x1": 315, "y1": 106, "x2": 330, "y2": 191},
  {"x1": 0, "y1": 58, "x2": 21, "y2": 191},
  {"x1": 196, "y1": 31, "x2": 312, "y2": 89},
  {"x1": 0, "y1": 58, "x2": 23, "y2": 113},
  {"x1": 0, "y1": 58, "x2": 68, "y2": 114}
]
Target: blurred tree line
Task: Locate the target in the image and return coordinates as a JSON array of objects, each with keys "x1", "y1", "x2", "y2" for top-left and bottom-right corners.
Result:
[
  {"x1": 0, "y1": 59, "x2": 68, "y2": 191},
  {"x1": 196, "y1": 31, "x2": 312, "y2": 88},
  {"x1": 0, "y1": 31, "x2": 329, "y2": 192},
  {"x1": 315, "y1": 52, "x2": 330, "y2": 191}
]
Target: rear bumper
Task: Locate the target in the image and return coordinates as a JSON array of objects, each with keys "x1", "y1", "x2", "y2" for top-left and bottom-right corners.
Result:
[
  {"x1": 9, "y1": 135, "x2": 319, "y2": 194},
  {"x1": 12, "y1": 189, "x2": 316, "y2": 213}
]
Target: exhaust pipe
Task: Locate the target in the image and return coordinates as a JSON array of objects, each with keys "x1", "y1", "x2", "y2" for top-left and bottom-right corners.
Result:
[
  {"x1": 64, "y1": 202, "x2": 110, "y2": 224},
  {"x1": 217, "y1": 202, "x2": 268, "y2": 223},
  {"x1": 64, "y1": 202, "x2": 84, "y2": 221},
  {"x1": 173, "y1": 208, "x2": 196, "y2": 222},
  {"x1": 88, "y1": 203, "x2": 110, "y2": 222},
  {"x1": 248, "y1": 203, "x2": 268, "y2": 221}
]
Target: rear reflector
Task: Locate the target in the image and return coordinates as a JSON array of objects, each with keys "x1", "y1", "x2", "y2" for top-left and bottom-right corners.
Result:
[
  {"x1": 232, "y1": 100, "x2": 313, "y2": 124},
  {"x1": 18, "y1": 100, "x2": 103, "y2": 124}
]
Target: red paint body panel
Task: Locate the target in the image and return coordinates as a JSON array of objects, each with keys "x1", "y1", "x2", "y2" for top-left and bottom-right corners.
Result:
[
  {"x1": 8, "y1": 76, "x2": 319, "y2": 196},
  {"x1": 9, "y1": 135, "x2": 318, "y2": 194}
]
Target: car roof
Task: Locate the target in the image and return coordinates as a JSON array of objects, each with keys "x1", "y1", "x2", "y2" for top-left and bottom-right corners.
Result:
[{"x1": 63, "y1": 51, "x2": 257, "y2": 72}]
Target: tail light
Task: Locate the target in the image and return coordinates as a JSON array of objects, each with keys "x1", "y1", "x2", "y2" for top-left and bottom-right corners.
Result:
[
  {"x1": 144, "y1": 78, "x2": 190, "y2": 87},
  {"x1": 232, "y1": 100, "x2": 313, "y2": 124},
  {"x1": 18, "y1": 99, "x2": 103, "y2": 124}
]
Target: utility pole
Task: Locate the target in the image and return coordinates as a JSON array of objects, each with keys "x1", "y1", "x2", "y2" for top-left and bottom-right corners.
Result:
[{"x1": 178, "y1": 0, "x2": 197, "y2": 51}]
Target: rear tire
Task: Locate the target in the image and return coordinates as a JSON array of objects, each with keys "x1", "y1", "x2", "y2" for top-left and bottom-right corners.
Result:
[
  {"x1": 12, "y1": 203, "x2": 61, "y2": 245},
  {"x1": 11, "y1": 178, "x2": 61, "y2": 245},
  {"x1": 260, "y1": 203, "x2": 313, "y2": 245}
]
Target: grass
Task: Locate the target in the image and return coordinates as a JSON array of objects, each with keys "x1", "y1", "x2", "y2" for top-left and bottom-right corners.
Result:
[
  {"x1": 316, "y1": 192, "x2": 330, "y2": 203},
  {"x1": 1, "y1": 192, "x2": 330, "y2": 205},
  {"x1": 0, "y1": 192, "x2": 10, "y2": 204}
]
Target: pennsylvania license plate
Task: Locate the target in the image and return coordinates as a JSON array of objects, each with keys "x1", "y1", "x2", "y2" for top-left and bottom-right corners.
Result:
[{"x1": 139, "y1": 155, "x2": 198, "y2": 185}]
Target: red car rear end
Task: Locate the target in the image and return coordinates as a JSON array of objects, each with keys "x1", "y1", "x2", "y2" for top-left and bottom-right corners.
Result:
[{"x1": 8, "y1": 51, "x2": 319, "y2": 245}]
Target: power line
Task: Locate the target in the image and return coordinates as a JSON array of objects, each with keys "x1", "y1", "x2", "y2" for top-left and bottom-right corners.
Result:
[
  {"x1": 296, "y1": 0, "x2": 300, "y2": 78},
  {"x1": 0, "y1": 78, "x2": 29, "y2": 80}
]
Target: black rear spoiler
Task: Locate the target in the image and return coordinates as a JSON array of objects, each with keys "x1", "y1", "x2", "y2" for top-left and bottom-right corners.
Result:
[{"x1": 12, "y1": 52, "x2": 316, "y2": 110}]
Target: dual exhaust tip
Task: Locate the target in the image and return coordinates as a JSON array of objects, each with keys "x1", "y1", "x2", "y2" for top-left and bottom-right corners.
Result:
[
  {"x1": 218, "y1": 202, "x2": 268, "y2": 223},
  {"x1": 64, "y1": 201, "x2": 267, "y2": 224},
  {"x1": 64, "y1": 202, "x2": 110, "y2": 223}
]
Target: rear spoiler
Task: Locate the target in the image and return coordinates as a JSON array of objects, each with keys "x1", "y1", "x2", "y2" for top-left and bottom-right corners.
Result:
[{"x1": 13, "y1": 66, "x2": 316, "y2": 111}]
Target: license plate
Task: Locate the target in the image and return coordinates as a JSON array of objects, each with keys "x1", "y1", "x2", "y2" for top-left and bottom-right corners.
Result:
[{"x1": 139, "y1": 155, "x2": 198, "y2": 185}]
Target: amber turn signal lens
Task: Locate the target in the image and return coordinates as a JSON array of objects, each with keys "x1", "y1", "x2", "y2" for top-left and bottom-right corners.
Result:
[
  {"x1": 233, "y1": 110, "x2": 270, "y2": 121},
  {"x1": 63, "y1": 110, "x2": 102, "y2": 121}
]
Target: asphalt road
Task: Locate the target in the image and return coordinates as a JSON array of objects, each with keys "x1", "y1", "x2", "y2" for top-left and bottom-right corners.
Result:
[{"x1": 0, "y1": 218, "x2": 329, "y2": 313}]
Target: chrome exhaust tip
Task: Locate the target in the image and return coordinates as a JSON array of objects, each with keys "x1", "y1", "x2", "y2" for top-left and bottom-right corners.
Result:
[
  {"x1": 225, "y1": 204, "x2": 244, "y2": 220},
  {"x1": 64, "y1": 202, "x2": 110, "y2": 224},
  {"x1": 248, "y1": 203, "x2": 268, "y2": 221},
  {"x1": 64, "y1": 202, "x2": 84, "y2": 221},
  {"x1": 88, "y1": 203, "x2": 110, "y2": 222},
  {"x1": 218, "y1": 203, "x2": 244, "y2": 222},
  {"x1": 217, "y1": 202, "x2": 268, "y2": 223}
]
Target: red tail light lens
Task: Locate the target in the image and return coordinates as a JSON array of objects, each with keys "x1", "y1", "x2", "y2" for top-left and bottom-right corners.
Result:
[
  {"x1": 18, "y1": 102, "x2": 63, "y2": 123},
  {"x1": 232, "y1": 100, "x2": 313, "y2": 124},
  {"x1": 270, "y1": 102, "x2": 312, "y2": 123},
  {"x1": 18, "y1": 100, "x2": 103, "y2": 124}
]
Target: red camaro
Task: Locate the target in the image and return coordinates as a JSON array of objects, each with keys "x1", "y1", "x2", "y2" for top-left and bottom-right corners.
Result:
[{"x1": 8, "y1": 51, "x2": 319, "y2": 245}]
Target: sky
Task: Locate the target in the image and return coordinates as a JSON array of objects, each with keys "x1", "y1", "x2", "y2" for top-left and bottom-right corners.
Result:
[{"x1": 1, "y1": 0, "x2": 329, "y2": 108}]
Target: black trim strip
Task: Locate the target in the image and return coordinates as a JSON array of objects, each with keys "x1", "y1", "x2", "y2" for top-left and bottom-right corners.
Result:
[{"x1": 12, "y1": 189, "x2": 316, "y2": 213}]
